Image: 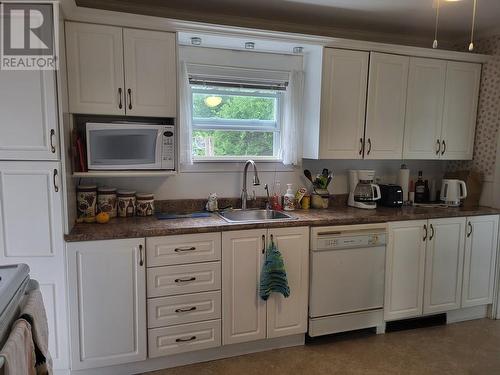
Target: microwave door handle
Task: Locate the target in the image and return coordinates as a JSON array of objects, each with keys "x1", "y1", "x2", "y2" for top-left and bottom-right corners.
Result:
[{"x1": 157, "y1": 130, "x2": 164, "y2": 168}]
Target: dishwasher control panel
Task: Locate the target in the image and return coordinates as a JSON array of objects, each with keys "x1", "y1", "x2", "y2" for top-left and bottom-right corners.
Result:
[{"x1": 316, "y1": 233, "x2": 386, "y2": 250}]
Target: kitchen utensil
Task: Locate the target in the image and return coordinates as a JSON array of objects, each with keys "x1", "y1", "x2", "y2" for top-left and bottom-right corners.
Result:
[
  {"x1": 304, "y1": 170, "x2": 313, "y2": 183},
  {"x1": 440, "y1": 179, "x2": 467, "y2": 207}
]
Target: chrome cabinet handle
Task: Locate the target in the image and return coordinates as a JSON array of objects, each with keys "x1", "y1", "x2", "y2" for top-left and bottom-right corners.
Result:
[
  {"x1": 127, "y1": 88, "x2": 132, "y2": 110},
  {"x1": 262, "y1": 234, "x2": 266, "y2": 254},
  {"x1": 118, "y1": 88, "x2": 123, "y2": 109},
  {"x1": 175, "y1": 306, "x2": 197, "y2": 313},
  {"x1": 50, "y1": 129, "x2": 56, "y2": 153},
  {"x1": 139, "y1": 244, "x2": 144, "y2": 266},
  {"x1": 467, "y1": 222, "x2": 472, "y2": 237},
  {"x1": 441, "y1": 140, "x2": 446, "y2": 155},
  {"x1": 436, "y1": 139, "x2": 441, "y2": 155},
  {"x1": 429, "y1": 224, "x2": 435, "y2": 241},
  {"x1": 175, "y1": 277, "x2": 196, "y2": 283},
  {"x1": 423, "y1": 224, "x2": 428, "y2": 241},
  {"x1": 53, "y1": 169, "x2": 59, "y2": 193},
  {"x1": 174, "y1": 246, "x2": 196, "y2": 252},
  {"x1": 359, "y1": 138, "x2": 364, "y2": 155},
  {"x1": 176, "y1": 336, "x2": 196, "y2": 343},
  {"x1": 367, "y1": 138, "x2": 372, "y2": 155}
]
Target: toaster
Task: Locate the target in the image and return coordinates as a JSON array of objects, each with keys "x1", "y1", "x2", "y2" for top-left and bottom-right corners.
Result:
[{"x1": 379, "y1": 184, "x2": 403, "y2": 208}]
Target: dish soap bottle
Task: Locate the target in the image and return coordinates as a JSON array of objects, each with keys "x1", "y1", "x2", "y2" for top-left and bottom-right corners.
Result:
[{"x1": 284, "y1": 184, "x2": 295, "y2": 211}]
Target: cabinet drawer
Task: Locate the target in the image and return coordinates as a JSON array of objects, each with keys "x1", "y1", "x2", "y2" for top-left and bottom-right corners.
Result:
[
  {"x1": 148, "y1": 319, "x2": 221, "y2": 358},
  {"x1": 148, "y1": 291, "x2": 221, "y2": 328},
  {"x1": 146, "y1": 233, "x2": 221, "y2": 267},
  {"x1": 147, "y1": 262, "x2": 221, "y2": 297}
]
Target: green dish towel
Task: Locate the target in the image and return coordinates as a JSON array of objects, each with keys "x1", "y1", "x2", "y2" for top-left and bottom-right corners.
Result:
[{"x1": 259, "y1": 241, "x2": 290, "y2": 301}]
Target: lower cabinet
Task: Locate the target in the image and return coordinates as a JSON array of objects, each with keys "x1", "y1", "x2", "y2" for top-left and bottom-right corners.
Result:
[
  {"x1": 462, "y1": 215, "x2": 499, "y2": 307},
  {"x1": 66, "y1": 238, "x2": 147, "y2": 370},
  {"x1": 385, "y1": 215, "x2": 498, "y2": 321},
  {"x1": 222, "y1": 227, "x2": 309, "y2": 345}
]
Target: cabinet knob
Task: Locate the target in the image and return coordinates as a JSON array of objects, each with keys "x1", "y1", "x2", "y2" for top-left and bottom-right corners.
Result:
[
  {"x1": 441, "y1": 140, "x2": 446, "y2": 155},
  {"x1": 429, "y1": 224, "x2": 435, "y2": 241},
  {"x1": 127, "y1": 88, "x2": 132, "y2": 110},
  {"x1": 53, "y1": 169, "x2": 59, "y2": 193},
  {"x1": 467, "y1": 222, "x2": 473, "y2": 237},
  {"x1": 436, "y1": 139, "x2": 441, "y2": 155},
  {"x1": 139, "y1": 244, "x2": 144, "y2": 266},
  {"x1": 367, "y1": 138, "x2": 372, "y2": 155},
  {"x1": 50, "y1": 129, "x2": 56, "y2": 153},
  {"x1": 359, "y1": 138, "x2": 364, "y2": 155},
  {"x1": 118, "y1": 88, "x2": 123, "y2": 109},
  {"x1": 423, "y1": 224, "x2": 428, "y2": 241}
]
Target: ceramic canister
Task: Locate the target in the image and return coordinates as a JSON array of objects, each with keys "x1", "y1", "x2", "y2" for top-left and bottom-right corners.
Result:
[
  {"x1": 97, "y1": 187, "x2": 117, "y2": 218},
  {"x1": 117, "y1": 190, "x2": 136, "y2": 217},
  {"x1": 135, "y1": 193, "x2": 155, "y2": 216},
  {"x1": 77, "y1": 185, "x2": 97, "y2": 222}
]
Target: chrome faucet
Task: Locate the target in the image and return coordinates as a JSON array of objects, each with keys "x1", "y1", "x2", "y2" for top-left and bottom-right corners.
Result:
[{"x1": 241, "y1": 160, "x2": 260, "y2": 209}]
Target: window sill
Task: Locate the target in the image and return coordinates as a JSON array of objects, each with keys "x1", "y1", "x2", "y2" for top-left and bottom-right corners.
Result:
[
  {"x1": 181, "y1": 159, "x2": 296, "y2": 173},
  {"x1": 193, "y1": 156, "x2": 282, "y2": 163}
]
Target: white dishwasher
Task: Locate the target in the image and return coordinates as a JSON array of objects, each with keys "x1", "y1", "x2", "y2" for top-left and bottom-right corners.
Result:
[{"x1": 309, "y1": 224, "x2": 386, "y2": 337}]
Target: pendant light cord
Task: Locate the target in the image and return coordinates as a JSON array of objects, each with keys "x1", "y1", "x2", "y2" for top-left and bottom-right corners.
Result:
[
  {"x1": 469, "y1": 0, "x2": 478, "y2": 51},
  {"x1": 433, "y1": 0, "x2": 440, "y2": 48}
]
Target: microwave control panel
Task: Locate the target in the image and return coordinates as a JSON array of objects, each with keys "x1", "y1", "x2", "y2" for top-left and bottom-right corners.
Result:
[{"x1": 161, "y1": 125, "x2": 175, "y2": 170}]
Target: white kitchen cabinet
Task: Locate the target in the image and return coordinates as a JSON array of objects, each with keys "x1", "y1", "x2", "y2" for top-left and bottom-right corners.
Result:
[
  {"x1": 318, "y1": 48, "x2": 369, "y2": 159},
  {"x1": 222, "y1": 229, "x2": 267, "y2": 345},
  {"x1": 66, "y1": 238, "x2": 147, "y2": 370},
  {"x1": 0, "y1": 161, "x2": 68, "y2": 369},
  {"x1": 462, "y1": 215, "x2": 499, "y2": 307},
  {"x1": 123, "y1": 29, "x2": 177, "y2": 117},
  {"x1": 423, "y1": 218, "x2": 465, "y2": 314},
  {"x1": 403, "y1": 58, "x2": 447, "y2": 159},
  {"x1": 66, "y1": 22, "x2": 177, "y2": 117},
  {"x1": 66, "y1": 22, "x2": 125, "y2": 115},
  {"x1": 440, "y1": 62, "x2": 481, "y2": 160},
  {"x1": 266, "y1": 227, "x2": 309, "y2": 338},
  {"x1": 385, "y1": 220, "x2": 427, "y2": 321},
  {"x1": 364, "y1": 53, "x2": 409, "y2": 160},
  {"x1": 0, "y1": 70, "x2": 59, "y2": 160}
]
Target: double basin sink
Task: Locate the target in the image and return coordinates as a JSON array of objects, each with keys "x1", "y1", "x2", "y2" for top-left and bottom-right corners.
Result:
[{"x1": 217, "y1": 209, "x2": 296, "y2": 223}]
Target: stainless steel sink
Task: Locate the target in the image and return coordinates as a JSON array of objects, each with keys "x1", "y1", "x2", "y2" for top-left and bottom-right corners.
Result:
[{"x1": 218, "y1": 209, "x2": 296, "y2": 223}]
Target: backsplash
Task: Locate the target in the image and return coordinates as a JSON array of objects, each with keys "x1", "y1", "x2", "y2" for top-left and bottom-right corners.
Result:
[{"x1": 448, "y1": 35, "x2": 500, "y2": 179}]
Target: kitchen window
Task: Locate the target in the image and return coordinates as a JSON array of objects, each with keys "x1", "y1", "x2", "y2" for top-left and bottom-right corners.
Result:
[{"x1": 191, "y1": 86, "x2": 282, "y2": 160}]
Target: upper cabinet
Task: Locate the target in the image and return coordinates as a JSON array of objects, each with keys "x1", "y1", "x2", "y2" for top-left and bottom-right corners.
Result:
[
  {"x1": 365, "y1": 53, "x2": 409, "y2": 159},
  {"x1": 0, "y1": 70, "x2": 59, "y2": 160},
  {"x1": 65, "y1": 22, "x2": 177, "y2": 117},
  {"x1": 403, "y1": 58, "x2": 481, "y2": 160},
  {"x1": 440, "y1": 62, "x2": 481, "y2": 160},
  {"x1": 319, "y1": 48, "x2": 368, "y2": 159},
  {"x1": 305, "y1": 48, "x2": 482, "y2": 161},
  {"x1": 403, "y1": 58, "x2": 446, "y2": 159}
]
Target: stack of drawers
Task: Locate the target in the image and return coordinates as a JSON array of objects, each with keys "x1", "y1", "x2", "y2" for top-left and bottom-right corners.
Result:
[{"x1": 145, "y1": 233, "x2": 222, "y2": 358}]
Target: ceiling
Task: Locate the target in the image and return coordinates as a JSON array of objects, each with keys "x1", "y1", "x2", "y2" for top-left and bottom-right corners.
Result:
[{"x1": 75, "y1": 0, "x2": 500, "y2": 44}]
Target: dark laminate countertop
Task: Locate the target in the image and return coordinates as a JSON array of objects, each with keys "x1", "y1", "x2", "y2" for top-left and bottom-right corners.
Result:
[{"x1": 65, "y1": 205, "x2": 500, "y2": 242}]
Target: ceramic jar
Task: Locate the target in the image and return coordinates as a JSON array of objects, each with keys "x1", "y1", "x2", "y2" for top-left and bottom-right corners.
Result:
[
  {"x1": 77, "y1": 185, "x2": 97, "y2": 222},
  {"x1": 311, "y1": 189, "x2": 329, "y2": 209},
  {"x1": 117, "y1": 190, "x2": 136, "y2": 217},
  {"x1": 135, "y1": 193, "x2": 154, "y2": 216},
  {"x1": 97, "y1": 187, "x2": 117, "y2": 218}
]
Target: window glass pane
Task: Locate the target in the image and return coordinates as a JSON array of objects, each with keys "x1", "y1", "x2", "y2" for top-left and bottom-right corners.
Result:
[
  {"x1": 193, "y1": 130, "x2": 275, "y2": 157},
  {"x1": 192, "y1": 88, "x2": 277, "y2": 122}
]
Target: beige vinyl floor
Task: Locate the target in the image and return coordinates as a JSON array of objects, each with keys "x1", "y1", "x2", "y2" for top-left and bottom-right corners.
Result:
[{"x1": 143, "y1": 318, "x2": 500, "y2": 375}]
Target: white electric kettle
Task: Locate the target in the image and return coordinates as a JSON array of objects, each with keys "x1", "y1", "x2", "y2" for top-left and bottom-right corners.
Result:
[{"x1": 440, "y1": 179, "x2": 467, "y2": 207}]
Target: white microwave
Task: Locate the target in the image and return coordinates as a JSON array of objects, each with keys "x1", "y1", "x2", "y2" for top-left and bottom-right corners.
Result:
[{"x1": 86, "y1": 122, "x2": 175, "y2": 170}]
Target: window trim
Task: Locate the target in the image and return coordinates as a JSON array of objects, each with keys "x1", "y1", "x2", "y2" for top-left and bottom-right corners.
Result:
[{"x1": 191, "y1": 86, "x2": 283, "y2": 161}]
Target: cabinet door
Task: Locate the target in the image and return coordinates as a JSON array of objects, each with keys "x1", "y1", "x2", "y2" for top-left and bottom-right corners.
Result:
[
  {"x1": 123, "y1": 29, "x2": 177, "y2": 117},
  {"x1": 65, "y1": 22, "x2": 125, "y2": 115},
  {"x1": 365, "y1": 53, "x2": 409, "y2": 159},
  {"x1": 423, "y1": 218, "x2": 465, "y2": 314},
  {"x1": 222, "y1": 229, "x2": 266, "y2": 345},
  {"x1": 0, "y1": 161, "x2": 68, "y2": 369},
  {"x1": 0, "y1": 70, "x2": 59, "y2": 160},
  {"x1": 319, "y1": 48, "x2": 368, "y2": 159},
  {"x1": 67, "y1": 238, "x2": 147, "y2": 370},
  {"x1": 440, "y1": 62, "x2": 481, "y2": 160},
  {"x1": 385, "y1": 220, "x2": 427, "y2": 321},
  {"x1": 403, "y1": 58, "x2": 446, "y2": 159},
  {"x1": 462, "y1": 215, "x2": 499, "y2": 307},
  {"x1": 266, "y1": 227, "x2": 309, "y2": 339}
]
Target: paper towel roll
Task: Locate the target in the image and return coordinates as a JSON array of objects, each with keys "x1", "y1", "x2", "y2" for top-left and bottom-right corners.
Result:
[{"x1": 398, "y1": 165, "x2": 410, "y2": 202}]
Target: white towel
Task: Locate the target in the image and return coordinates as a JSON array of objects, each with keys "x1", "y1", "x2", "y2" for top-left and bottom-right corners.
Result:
[
  {"x1": 0, "y1": 319, "x2": 36, "y2": 375},
  {"x1": 20, "y1": 288, "x2": 52, "y2": 375}
]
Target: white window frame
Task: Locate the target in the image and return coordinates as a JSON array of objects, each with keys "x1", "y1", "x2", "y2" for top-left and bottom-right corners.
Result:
[{"x1": 191, "y1": 87, "x2": 283, "y2": 162}]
